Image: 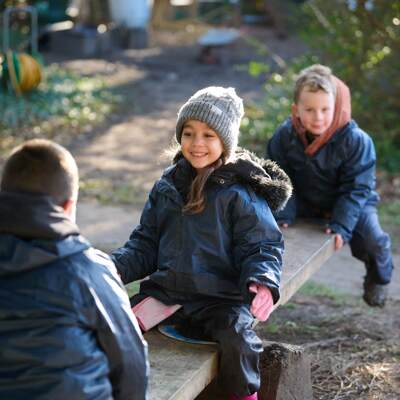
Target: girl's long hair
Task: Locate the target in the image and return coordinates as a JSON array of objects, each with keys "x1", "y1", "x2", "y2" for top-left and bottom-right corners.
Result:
[{"x1": 183, "y1": 155, "x2": 225, "y2": 214}]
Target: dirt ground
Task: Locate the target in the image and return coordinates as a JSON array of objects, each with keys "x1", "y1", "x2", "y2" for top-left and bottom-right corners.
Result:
[
  {"x1": 256, "y1": 292, "x2": 400, "y2": 400},
  {"x1": 42, "y1": 23, "x2": 399, "y2": 399}
]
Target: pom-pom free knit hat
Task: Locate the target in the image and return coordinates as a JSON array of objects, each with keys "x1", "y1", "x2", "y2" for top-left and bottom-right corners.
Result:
[{"x1": 175, "y1": 86, "x2": 244, "y2": 157}]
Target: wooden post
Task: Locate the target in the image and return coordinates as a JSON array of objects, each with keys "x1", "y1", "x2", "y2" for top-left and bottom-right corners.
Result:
[
  {"x1": 152, "y1": 0, "x2": 173, "y2": 27},
  {"x1": 259, "y1": 341, "x2": 313, "y2": 400},
  {"x1": 188, "y1": 0, "x2": 198, "y2": 20}
]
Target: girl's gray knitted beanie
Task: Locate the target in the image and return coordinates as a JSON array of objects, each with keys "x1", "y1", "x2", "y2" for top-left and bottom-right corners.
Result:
[{"x1": 176, "y1": 86, "x2": 244, "y2": 157}]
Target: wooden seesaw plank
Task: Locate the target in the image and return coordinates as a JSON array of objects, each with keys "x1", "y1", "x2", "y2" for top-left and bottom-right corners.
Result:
[{"x1": 146, "y1": 222, "x2": 335, "y2": 400}]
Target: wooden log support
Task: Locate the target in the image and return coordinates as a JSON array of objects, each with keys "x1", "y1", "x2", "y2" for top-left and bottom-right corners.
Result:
[{"x1": 259, "y1": 342, "x2": 313, "y2": 400}]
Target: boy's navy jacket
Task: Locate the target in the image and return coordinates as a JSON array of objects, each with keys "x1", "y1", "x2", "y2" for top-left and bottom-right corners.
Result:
[
  {"x1": 0, "y1": 192, "x2": 148, "y2": 400},
  {"x1": 112, "y1": 150, "x2": 292, "y2": 306},
  {"x1": 267, "y1": 118, "x2": 379, "y2": 242}
]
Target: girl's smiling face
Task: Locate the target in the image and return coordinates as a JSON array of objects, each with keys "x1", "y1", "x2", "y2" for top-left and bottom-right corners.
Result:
[
  {"x1": 181, "y1": 120, "x2": 224, "y2": 172},
  {"x1": 293, "y1": 88, "x2": 335, "y2": 136}
]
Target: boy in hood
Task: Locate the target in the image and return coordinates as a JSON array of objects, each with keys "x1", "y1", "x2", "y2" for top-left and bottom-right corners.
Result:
[
  {"x1": 0, "y1": 139, "x2": 148, "y2": 399},
  {"x1": 267, "y1": 64, "x2": 393, "y2": 307}
]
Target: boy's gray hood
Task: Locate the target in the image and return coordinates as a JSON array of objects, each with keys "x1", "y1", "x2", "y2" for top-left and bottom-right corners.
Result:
[{"x1": 0, "y1": 191, "x2": 88, "y2": 277}]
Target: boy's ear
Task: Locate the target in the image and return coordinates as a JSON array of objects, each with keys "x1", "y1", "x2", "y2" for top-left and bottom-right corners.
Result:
[
  {"x1": 61, "y1": 198, "x2": 75, "y2": 215},
  {"x1": 291, "y1": 103, "x2": 298, "y2": 118}
]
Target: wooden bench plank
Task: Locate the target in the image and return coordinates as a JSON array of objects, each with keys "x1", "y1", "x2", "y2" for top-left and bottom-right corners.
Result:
[
  {"x1": 146, "y1": 330, "x2": 218, "y2": 400},
  {"x1": 277, "y1": 223, "x2": 335, "y2": 307},
  {"x1": 146, "y1": 222, "x2": 335, "y2": 400}
]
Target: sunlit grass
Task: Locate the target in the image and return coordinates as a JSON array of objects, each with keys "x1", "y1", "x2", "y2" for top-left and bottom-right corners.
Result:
[
  {"x1": 298, "y1": 281, "x2": 352, "y2": 305},
  {"x1": 0, "y1": 65, "x2": 121, "y2": 155},
  {"x1": 79, "y1": 178, "x2": 146, "y2": 205}
]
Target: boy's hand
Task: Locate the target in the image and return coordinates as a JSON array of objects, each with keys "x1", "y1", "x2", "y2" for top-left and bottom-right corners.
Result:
[
  {"x1": 279, "y1": 222, "x2": 289, "y2": 229},
  {"x1": 325, "y1": 228, "x2": 344, "y2": 250},
  {"x1": 249, "y1": 283, "x2": 274, "y2": 322}
]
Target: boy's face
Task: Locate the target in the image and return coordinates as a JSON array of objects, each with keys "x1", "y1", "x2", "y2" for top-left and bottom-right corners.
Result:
[
  {"x1": 181, "y1": 119, "x2": 224, "y2": 172},
  {"x1": 293, "y1": 88, "x2": 335, "y2": 136}
]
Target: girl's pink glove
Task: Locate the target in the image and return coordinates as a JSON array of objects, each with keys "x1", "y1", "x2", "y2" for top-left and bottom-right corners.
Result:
[{"x1": 249, "y1": 283, "x2": 274, "y2": 322}]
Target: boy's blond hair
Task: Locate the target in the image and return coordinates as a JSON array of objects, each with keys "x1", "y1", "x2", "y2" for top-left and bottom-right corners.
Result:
[
  {"x1": 1, "y1": 139, "x2": 78, "y2": 205},
  {"x1": 294, "y1": 64, "x2": 336, "y2": 103}
]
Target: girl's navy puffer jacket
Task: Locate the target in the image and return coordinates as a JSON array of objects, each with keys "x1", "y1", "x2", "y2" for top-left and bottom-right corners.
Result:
[{"x1": 112, "y1": 150, "x2": 292, "y2": 305}]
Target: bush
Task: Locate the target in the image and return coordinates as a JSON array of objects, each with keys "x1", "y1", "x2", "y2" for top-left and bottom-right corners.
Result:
[{"x1": 240, "y1": 56, "x2": 314, "y2": 155}]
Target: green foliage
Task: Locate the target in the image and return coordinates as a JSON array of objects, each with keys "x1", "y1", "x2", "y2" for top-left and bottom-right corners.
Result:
[
  {"x1": 125, "y1": 281, "x2": 140, "y2": 298},
  {"x1": 300, "y1": 0, "x2": 400, "y2": 171},
  {"x1": 241, "y1": 0, "x2": 400, "y2": 171},
  {"x1": 284, "y1": 302, "x2": 296, "y2": 310},
  {"x1": 377, "y1": 172, "x2": 400, "y2": 247},
  {"x1": 299, "y1": 281, "x2": 350, "y2": 305},
  {"x1": 241, "y1": 56, "x2": 314, "y2": 154},
  {"x1": 379, "y1": 200, "x2": 400, "y2": 226},
  {"x1": 264, "y1": 321, "x2": 279, "y2": 334},
  {"x1": 0, "y1": 64, "x2": 120, "y2": 154},
  {"x1": 265, "y1": 318, "x2": 322, "y2": 335}
]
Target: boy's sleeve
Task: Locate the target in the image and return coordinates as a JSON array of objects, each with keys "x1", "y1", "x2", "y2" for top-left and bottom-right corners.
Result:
[
  {"x1": 85, "y1": 250, "x2": 149, "y2": 400},
  {"x1": 266, "y1": 123, "x2": 292, "y2": 171},
  {"x1": 232, "y1": 193, "x2": 284, "y2": 304},
  {"x1": 112, "y1": 185, "x2": 159, "y2": 284},
  {"x1": 266, "y1": 123, "x2": 297, "y2": 225},
  {"x1": 273, "y1": 193, "x2": 297, "y2": 225},
  {"x1": 329, "y1": 132, "x2": 376, "y2": 242}
]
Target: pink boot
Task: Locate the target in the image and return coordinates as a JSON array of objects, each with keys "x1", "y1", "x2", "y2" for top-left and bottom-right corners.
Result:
[{"x1": 229, "y1": 393, "x2": 258, "y2": 400}]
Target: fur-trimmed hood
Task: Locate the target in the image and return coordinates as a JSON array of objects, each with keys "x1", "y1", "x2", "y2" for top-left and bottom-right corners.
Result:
[{"x1": 172, "y1": 148, "x2": 292, "y2": 212}]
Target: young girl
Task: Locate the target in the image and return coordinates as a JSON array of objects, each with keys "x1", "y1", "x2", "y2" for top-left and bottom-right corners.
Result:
[{"x1": 112, "y1": 87, "x2": 292, "y2": 400}]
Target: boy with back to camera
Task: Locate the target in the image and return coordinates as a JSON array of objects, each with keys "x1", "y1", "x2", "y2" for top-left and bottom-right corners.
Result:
[
  {"x1": 267, "y1": 64, "x2": 394, "y2": 307},
  {"x1": 0, "y1": 139, "x2": 148, "y2": 400}
]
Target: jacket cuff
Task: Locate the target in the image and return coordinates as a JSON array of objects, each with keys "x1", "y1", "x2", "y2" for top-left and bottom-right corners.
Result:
[
  {"x1": 245, "y1": 277, "x2": 280, "y2": 305},
  {"x1": 328, "y1": 221, "x2": 352, "y2": 243},
  {"x1": 275, "y1": 216, "x2": 294, "y2": 226},
  {"x1": 273, "y1": 195, "x2": 296, "y2": 224}
]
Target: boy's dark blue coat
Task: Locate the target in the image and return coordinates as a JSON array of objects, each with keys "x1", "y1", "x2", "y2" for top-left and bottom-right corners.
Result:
[
  {"x1": 0, "y1": 192, "x2": 148, "y2": 400},
  {"x1": 267, "y1": 119, "x2": 379, "y2": 242},
  {"x1": 113, "y1": 150, "x2": 292, "y2": 306}
]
